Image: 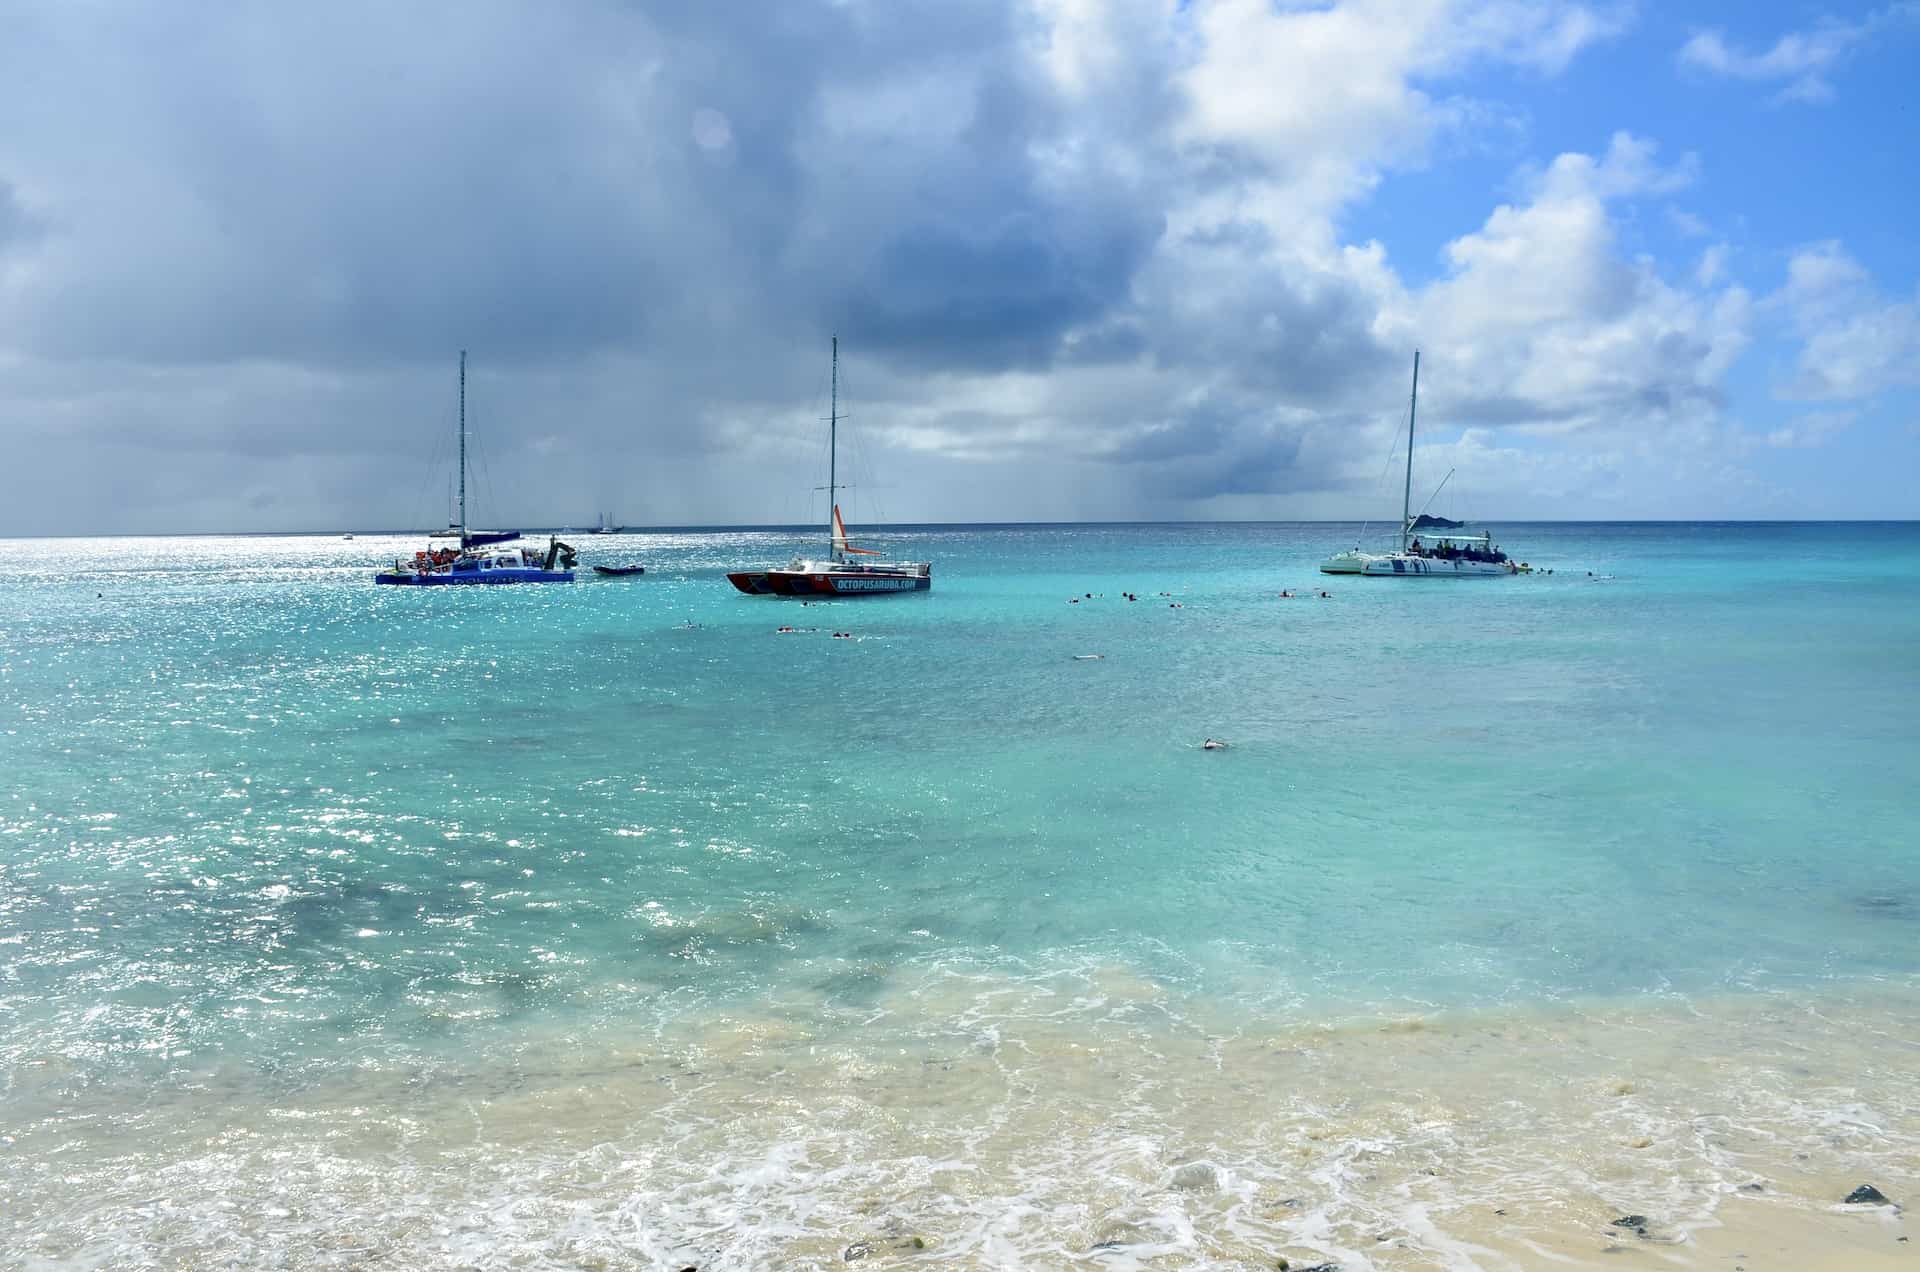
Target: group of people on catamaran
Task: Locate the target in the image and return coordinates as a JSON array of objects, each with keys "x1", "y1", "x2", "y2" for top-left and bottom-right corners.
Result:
[{"x1": 1406, "y1": 536, "x2": 1508, "y2": 565}]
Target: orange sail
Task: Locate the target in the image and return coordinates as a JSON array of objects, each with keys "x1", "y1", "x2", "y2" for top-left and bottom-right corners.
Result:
[{"x1": 831, "y1": 504, "x2": 880, "y2": 555}]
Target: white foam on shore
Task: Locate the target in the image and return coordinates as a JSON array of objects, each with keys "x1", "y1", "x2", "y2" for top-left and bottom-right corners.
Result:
[{"x1": 6, "y1": 970, "x2": 1917, "y2": 1269}]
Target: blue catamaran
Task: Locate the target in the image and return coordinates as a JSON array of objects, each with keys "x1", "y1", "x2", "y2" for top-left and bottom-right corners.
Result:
[{"x1": 374, "y1": 352, "x2": 576, "y2": 586}]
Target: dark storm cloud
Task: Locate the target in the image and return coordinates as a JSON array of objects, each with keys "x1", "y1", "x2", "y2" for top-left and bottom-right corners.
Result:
[
  {"x1": 2, "y1": 0, "x2": 1166, "y2": 371},
  {"x1": 841, "y1": 205, "x2": 1162, "y2": 369},
  {"x1": 1101, "y1": 394, "x2": 1379, "y2": 501},
  {"x1": 0, "y1": 0, "x2": 1203, "y2": 530},
  {"x1": 0, "y1": 0, "x2": 1765, "y2": 531},
  {"x1": 6, "y1": 6, "x2": 748, "y2": 365}
]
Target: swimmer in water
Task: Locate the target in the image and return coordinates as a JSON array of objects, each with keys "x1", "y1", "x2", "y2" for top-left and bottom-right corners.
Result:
[{"x1": 1201, "y1": 738, "x2": 1229, "y2": 750}]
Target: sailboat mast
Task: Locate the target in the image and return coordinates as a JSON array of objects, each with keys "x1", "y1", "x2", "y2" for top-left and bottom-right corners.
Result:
[
  {"x1": 457, "y1": 350, "x2": 468, "y2": 550},
  {"x1": 828, "y1": 335, "x2": 838, "y2": 557},
  {"x1": 1402, "y1": 350, "x2": 1419, "y2": 552}
]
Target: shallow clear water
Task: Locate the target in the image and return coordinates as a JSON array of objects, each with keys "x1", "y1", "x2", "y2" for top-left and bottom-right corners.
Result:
[{"x1": 4, "y1": 523, "x2": 1918, "y2": 1268}]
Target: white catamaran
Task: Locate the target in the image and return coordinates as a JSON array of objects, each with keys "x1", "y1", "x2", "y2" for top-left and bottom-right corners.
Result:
[{"x1": 1324, "y1": 352, "x2": 1522, "y2": 578}]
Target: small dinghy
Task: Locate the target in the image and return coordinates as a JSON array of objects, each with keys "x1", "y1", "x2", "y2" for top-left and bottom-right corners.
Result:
[{"x1": 592, "y1": 565, "x2": 646, "y2": 577}]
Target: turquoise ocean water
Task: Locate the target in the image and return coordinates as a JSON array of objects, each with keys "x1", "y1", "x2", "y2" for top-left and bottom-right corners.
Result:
[{"x1": 4, "y1": 522, "x2": 1919, "y2": 1268}]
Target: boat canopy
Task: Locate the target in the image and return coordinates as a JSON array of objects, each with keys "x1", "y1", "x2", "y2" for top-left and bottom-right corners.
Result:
[{"x1": 1407, "y1": 530, "x2": 1492, "y2": 544}]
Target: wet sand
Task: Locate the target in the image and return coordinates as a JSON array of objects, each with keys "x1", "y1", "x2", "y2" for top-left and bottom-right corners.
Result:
[{"x1": 8, "y1": 971, "x2": 1916, "y2": 1268}]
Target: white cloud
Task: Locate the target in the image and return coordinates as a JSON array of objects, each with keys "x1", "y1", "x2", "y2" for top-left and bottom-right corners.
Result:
[
  {"x1": 0, "y1": 0, "x2": 1880, "y2": 529},
  {"x1": 1775, "y1": 241, "x2": 1920, "y2": 400},
  {"x1": 1401, "y1": 134, "x2": 1745, "y2": 433},
  {"x1": 1176, "y1": 0, "x2": 1630, "y2": 222},
  {"x1": 856, "y1": 123, "x2": 1755, "y2": 518},
  {"x1": 1694, "y1": 243, "x2": 1728, "y2": 288},
  {"x1": 1679, "y1": 6, "x2": 1917, "y2": 103},
  {"x1": 1667, "y1": 207, "x2": 1710, "y2": 238},
  {"x1": 1765, "y1": 410, "x2": 1854, "y2": 448}
]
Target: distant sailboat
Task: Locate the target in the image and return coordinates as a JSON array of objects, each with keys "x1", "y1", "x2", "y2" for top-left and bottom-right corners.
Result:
[
  {"x1": 1336, "y1": 351, "x2": 1520, "y2": 578},
  {"x1": 727, "y1": 337, "x2": 931, "y2": 596},
  {"x1": 375, "y1": 353, "x2": 576, "y2": 586}
]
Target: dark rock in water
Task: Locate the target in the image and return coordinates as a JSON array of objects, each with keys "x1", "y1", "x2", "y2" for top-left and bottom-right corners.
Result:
[
  {"x1": 1609, "y1": 1215, "x2": 1666, "y2": 1240},
  {"x1": 1091, "y1": 1219, "x2": 1153, "y2": 1249},
  {"x1": 1844, "y1": 1184, "x2": 1892, "y2": 1205},
  {"x1": 843, "y1": 1241, "x2": 872, "y2": 1262},
  {"x1": 1739, "y1": 1182, "x2": 1765, "y2": 1193},
  {"x1": 1171, "y1": 1161, "x2": 1219, "y2": 1191},
  {"x1": 1854, "y1": 894, "x2": 1912, "y2": 918}
]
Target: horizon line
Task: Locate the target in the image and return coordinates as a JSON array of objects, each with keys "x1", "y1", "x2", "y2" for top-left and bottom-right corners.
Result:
[{"x1": 5, "y1": 517, "x2": 1919, "y2": 540}]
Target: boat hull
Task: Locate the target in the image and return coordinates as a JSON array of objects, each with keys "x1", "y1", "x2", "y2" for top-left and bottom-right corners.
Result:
[
  {"x1": 728, "y1": 569, "x2": 929, "y2": 596},
  {"x1": 727, "y1": 571, "x2": 777, "y2": 594},
  {"x1": 1359, "y1": 555, "x2": 1511, "y2": 577},
  {"x1": 374, "y1": 569, "x2": 574, "y2": 585},
  {"x1": 1319, "y1": 551, "x2": 1379, "y2": 574}
]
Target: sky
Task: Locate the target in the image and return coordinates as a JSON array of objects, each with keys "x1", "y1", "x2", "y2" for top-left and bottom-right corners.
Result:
[{"x1": 1, "y1": 0, "x2": 1916, "y2": 533}]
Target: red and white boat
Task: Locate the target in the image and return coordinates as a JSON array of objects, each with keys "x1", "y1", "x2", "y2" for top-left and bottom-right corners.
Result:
[
  {"x1": 729, "y1": 504, "x2": 931, "y2": 595},
  {"x1": 727, "y1": 338, "x2": 931, "y2": 597}
]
